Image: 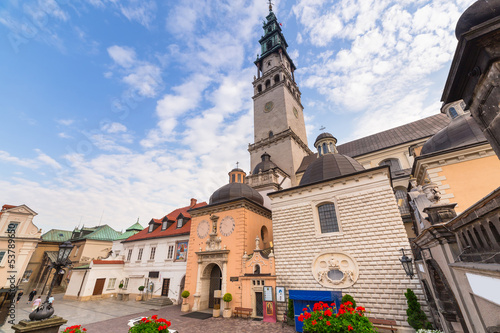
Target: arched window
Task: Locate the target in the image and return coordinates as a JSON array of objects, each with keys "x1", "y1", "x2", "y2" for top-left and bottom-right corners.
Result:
[
  {"x1": 254, "y1": 265, "x2": 260, "y2": 274},
  {"x1": 394, "y1": 188, "x2": 410, "y2": 215},
  {"x1": 232, "y1": 174, "x2": 236, "y2": 182},
  {"x1": 379, "y1": 158, "x2": 402, "y2": 171},
  {"x1": 467, "y1": 230, "x2": 477, "y2": 249},
  {"x1": 274, "y1": 74, "x2": 280, "y2": 84},
  {"x1": 323, "y1": 143, "x2": 328, "y2": 154},
  {"x1": 480, "y1": 225, "x2": 492, "y2": 249},
  {"x1": 462, "y1": 232, "x2": 470, "y2": 247},
  {"x1": 473, "y1": 227, "x2": 484, "y2": 248},
  {"x1": 317, "y1": 203, "x2": 339, "y2": 233},
  {"x1": 257, "y1": 85, "x2": 262, "y2": 93},
  {"x1": 489, "y1": 222, "x2": 500, "y2": 243},
  {"x1": 237, "y1": 174, "x2": 241, "y2": 183},
  {"x1": 261, "y1": 226, "x2": 268, "y2": 243},
  {"x1": 318, "y1": 145, "x2": 322, "y2": 156},
  {"x1": 266, "y1": 40, "x2": 272, "y2": 51},
  {"x1": 449, "y1": 107, "x2": 458, "y2": 119},
  {"x1": 265, "y1": 80, "x2": 271, "y2": 89}
]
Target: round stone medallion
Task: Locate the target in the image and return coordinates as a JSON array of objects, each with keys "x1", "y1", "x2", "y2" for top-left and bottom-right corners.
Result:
[{"x1": 311, "y1": 251, "x2": 359, "y2": 288}]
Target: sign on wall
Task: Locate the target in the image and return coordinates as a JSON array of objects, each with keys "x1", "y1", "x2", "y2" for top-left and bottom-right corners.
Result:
[
  {"x1": 276, "y1": 286, "x2": 285, "y2": 302},
  {"x1": 263, "y1": 286, "x2": 273, "y2": 302},
  {"x1": 174, "y1": 241, "x2": 189, "y2": 262}
]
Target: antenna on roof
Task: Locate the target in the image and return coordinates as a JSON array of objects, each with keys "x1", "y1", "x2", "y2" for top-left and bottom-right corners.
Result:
[{"x1": 99, "y1": 209, "x2": 104, "y2": 226}]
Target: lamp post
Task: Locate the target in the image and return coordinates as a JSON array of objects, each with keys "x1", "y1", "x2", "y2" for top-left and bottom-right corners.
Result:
[
  {"x1": 399, "y1": 248, "x2": 414, "y2": 279},
  {"x1": 29, "y1": 241, "x2": 74, "y2": 321}
]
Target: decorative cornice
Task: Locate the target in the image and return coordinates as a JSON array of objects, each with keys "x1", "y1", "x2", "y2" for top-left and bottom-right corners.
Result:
[
  {"x1": 412, "y1": 142, "x2": 494, "y2": 182},
  {"x1": 269, "y1": 165, "x2": 391, "y2": 198},
  {"x1": 189, "y1": 197, "x2": 272, "y2": 219},
  {"x1": 248, "y1": 127, "x2": 313, "y2": 155}
]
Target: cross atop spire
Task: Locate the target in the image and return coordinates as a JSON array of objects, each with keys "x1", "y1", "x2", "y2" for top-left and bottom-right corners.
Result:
[
  {"x1": 268, "y1": 0, "x2": 273, "y2": 11},
  {"x1": 236, "y1": 161, "x2": 239, "y2": 169}
]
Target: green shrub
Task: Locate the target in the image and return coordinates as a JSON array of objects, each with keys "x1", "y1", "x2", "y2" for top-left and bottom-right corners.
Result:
[
  {"x1": 341, "y1": 294, "x2": 356, "y2": 308},
  {"x1": 138, "y1": 285, "x2": 145, "y2": 292},
  {"x1": 405, "y1": 288, "x2": 432, "y2": 330},
  {"x1": 223, "y1": 293, "x2": 232, "y2": 303},
  {"x1": 118, "y1": 283, "x2": 124, "y2": 289},
  {"x1": 287, "y1": 298, "x2": 294, "y2": 320},
  {"x1": 181, "y1": 290, "x2": 190, "y2": 298}
]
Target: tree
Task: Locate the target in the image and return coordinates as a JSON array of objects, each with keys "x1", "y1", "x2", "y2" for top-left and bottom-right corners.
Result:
[{"x1": 405, "y1": 288, "x2": 432, "y2": 330}]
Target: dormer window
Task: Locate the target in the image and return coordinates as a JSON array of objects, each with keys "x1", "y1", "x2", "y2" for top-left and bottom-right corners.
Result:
[
  {"x1": 148, "y1": 224, "x2": 154, "y2": 233},
  {"x1": 177, "y1": 218, "x2": 183, "y2": 228},
  {"x1": 162, "y1": 221, "x2": 167, "y2": 231}
]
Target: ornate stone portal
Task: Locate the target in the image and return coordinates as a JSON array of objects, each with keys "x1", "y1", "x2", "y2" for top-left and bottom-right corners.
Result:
[{"x1": 311, "y1": 251, "x2": 359, "y2": 288}]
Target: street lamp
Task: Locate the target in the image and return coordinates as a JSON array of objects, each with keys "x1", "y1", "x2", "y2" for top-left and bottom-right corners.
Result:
[
  {"x1": 29, "y1": 241, "x2": 74, "y2": 321},
  {"x1": 399, "y1": 248, "x2": 414, "y2": 279}
]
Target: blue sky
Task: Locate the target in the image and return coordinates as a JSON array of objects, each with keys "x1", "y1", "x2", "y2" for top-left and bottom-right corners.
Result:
[{"x1": 0, "y1": 0, "x2": 474, "y2": 233}]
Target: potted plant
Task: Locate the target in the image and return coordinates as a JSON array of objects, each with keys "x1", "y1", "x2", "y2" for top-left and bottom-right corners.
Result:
[
  {"x1": 128, "y1": 315, "x2": 171, "y2": 332},
  {"x1": 62, "y1": 325, "x2": 87, "y2": 332},
  {"x1": 222, "y1": 293, "x2": 232, "y2": 318},
  {"x1": 117, "y1": 282, "x2": 124, "y2": 300},
  {"x1": 181, "y1": 290, "x2": 190, "y2": 312},
  {"x1": 136, "y1": 286, "x2": 145, "y2": 301}
]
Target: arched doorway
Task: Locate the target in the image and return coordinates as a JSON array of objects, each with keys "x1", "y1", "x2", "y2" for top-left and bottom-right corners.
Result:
[
  {"x1": 209, "y1": 265, "x2": 222, "y2": 308},
  {"x1": 178, "y1": 276, "x2": 185, "y2": 304}
]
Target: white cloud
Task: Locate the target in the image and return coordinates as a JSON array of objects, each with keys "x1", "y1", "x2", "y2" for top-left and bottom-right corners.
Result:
[
  {"x1": 57, "y1": 119, "x2": 74, "y2": 126},
  {"x1": 101, "y1": 122, "x2": 127, "y2": 133},
  {"x1": 107, "y1": 45, "x2": 163, "y2": 98},
  {"x1": 35, "y1": 149, "x2": 62, "y2": 170},
  {"x1": 119, "y1": 0, "x2": 157, "y2": 28},
  {"x1": 0, "y1": 151, "x2": 38, "y2": 169},
  {"x1": 58, "y1": 132, "x2": 72, "y2": 139},
  {"x1": 107, "y1": 45, "x2": 136, "y2": 68}
]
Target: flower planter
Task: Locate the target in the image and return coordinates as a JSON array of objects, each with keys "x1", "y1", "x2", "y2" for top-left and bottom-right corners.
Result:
[
  {"x1": 223, "y1": 308, "x2": 232, "y2": 318},
  {"x1": 181, "y1": 303, "x2": 190, "y2": 312},
  {"x1": 213, "y1": 308, "x2": 220, "y2": 317},
  {"x1": 135, "y1": 295, "x2": 143, "y2": 301}
]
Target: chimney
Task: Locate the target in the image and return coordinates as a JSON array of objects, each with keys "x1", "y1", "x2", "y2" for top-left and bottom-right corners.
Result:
[{"x1": 190, "y1": 198, "x2": 197, "y2": 207}]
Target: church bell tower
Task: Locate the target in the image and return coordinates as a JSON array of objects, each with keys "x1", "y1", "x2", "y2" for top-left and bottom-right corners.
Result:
[{"x1": 248, "y1": 3, "x2": 312, "y2": 187}]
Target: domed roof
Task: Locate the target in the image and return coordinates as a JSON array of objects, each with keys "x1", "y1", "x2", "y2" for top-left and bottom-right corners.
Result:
[
  {"x1": 314, "y1": 132, "x2": 336, "y2": 146},
  {"x1": 253, "y1": 152, "x2": 278, "y2": 174},
  {"x1": 456, "y1": 0, "x2": 500, "y2": 38},
  {"x1": 421, "y1": 114, "x2": 486, "y2": 155},
  {"x1": 299, "y1": 153, "x2": 365, "y2": 186},
  {"x1": 209, "y1": 182, "x2": 264, "y2": 206}
]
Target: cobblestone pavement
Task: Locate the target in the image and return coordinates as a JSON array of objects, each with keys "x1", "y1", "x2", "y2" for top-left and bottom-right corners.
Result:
[
  {"x1": 0, "y1": 293, "x2": 296, "y2": 333},
  {"x1": 85, "y1": 305, "x2": 296, "y2": 333}
]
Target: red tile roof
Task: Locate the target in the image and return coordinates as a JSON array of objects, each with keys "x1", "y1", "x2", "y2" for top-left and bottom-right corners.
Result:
[
  {"x1": 123, "y1": 200, "x2": 207, "y2": 243},
  {"x1": 0, "y1": 204, "x2": 17, "y2": 218},
  {"x1": 93, "y1": 260, "x2": 124, "y2": 265}
]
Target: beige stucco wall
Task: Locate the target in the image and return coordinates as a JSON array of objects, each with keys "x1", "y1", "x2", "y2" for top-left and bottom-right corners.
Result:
[
  {"x1": 0, "y1": 206, "x2": 41, "y2": 289},
  {"x1": 270, "y1": 170, "x2": 425, "y2": 330},
  {"x1": 432, "y1": 155, "x2": 500, "y2": 213},
  {"x1": 185, "y1": 203, "x2": 273, "y2": 312}
]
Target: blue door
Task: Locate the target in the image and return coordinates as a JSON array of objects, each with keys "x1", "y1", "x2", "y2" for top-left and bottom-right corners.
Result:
[{"x1": 289, "y1": 290, "x2": 342, "y2": 332}]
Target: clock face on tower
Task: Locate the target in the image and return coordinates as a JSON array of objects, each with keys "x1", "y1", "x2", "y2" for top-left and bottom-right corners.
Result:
[
  {"x1": 264, "y1": 101, "x2": 274, "y2": 113},
  {"x1": 197, "y1": 220, "x2": 210, "y2": 238},
  {"x1": 220, "y1": 216, "x2": 235, "y2": 237}
]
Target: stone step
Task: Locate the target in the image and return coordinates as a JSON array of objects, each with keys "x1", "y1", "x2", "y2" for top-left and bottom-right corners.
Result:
[{"x1": 144, "y1": 297, "x2": 173, "y2": 306}]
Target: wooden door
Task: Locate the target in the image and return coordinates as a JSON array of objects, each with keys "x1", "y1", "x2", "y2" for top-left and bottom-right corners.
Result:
[
  {"x1": 92, "y1": 278, "x2": 106, "y2": 295},
  {"x1": 161, "y1": 279, "x2": 170, "y2": 296}
]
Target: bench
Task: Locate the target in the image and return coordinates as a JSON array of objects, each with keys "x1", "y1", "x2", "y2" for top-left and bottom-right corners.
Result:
[
  {"x1": 234, "y1": 307, "x2": 253, "y2": 318},
  {"x1": 368, "y1": 318, "x2": 397, "y2": 333}
]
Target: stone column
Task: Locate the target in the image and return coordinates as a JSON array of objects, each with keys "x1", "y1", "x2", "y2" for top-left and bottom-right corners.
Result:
[{"x1": 192, "y1": 258, "x2": 203, "y2": 311}]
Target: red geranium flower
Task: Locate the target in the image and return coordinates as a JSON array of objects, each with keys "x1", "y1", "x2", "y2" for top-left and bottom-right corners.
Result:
[{"x1": 348, "y1": 325, "x2": 353, "y2": 331}]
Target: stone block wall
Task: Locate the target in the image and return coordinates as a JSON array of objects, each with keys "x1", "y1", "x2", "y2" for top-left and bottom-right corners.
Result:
[{"x1": 270, "y1": 173, "x2": 426, "y2": 329}]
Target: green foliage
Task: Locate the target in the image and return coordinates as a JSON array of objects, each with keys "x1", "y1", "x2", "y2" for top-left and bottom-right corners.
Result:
[
  {"x1": 223, "y1": 293, "x2": 232, "y2": 303},
  {"x1": 405, "y1": 289, "x2": 432, "y2": 330},
  {"x1": 181, "y1": 290, "x2": 190, "y2": 298},
  {"x1": 341, "y1": 294, "x2": 356, "y2": 308},
  {"x1": 138, "y1": 285, "x2": 145, "y2": 292},
  {"x1": 118, "y1": 283, "x2": 124, "y2": 289},
  {"x1": 299, "y1": 301, "x2": 375, "y2": 332},
  {"x1": 287, "y1": 298, "x2": 294, "y2": 320},
  {"x1": 128, "y1": 315, "x2": 171, "y2": 333}
]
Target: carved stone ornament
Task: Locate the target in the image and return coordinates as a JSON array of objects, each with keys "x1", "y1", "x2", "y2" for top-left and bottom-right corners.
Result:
[{"x1": 311, "y1": 251, "x2": 359, "y2": 289}]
